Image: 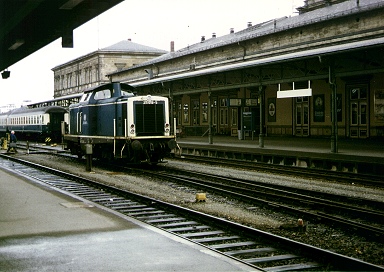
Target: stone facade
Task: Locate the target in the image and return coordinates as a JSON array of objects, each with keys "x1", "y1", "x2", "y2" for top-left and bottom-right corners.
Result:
[
  {"x1": 110, "y1": 1, "x2": 384, "y2": 85},
  {"x1": 50, "y1": 0, "x2": 384, "y2": 139},
  {"x1": 105, "y1": 0, "x2": 384, "y2": 139},
  {"x1": 52, "y1": 40, "x2": 167, "y2": 98}
]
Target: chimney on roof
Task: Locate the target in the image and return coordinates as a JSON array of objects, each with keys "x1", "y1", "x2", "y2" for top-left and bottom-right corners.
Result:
[
  {"x1": 247, "y1": 22, "x2": 252, "y2": 28},
  {"x1": 212, "y1": 33, "x2": 216, "y2": 38},
  {"x1": 201, "y1": 36, "x2": 205, "y2": 42},
  {"x1": 230, "y1": 28, "x2": 234, "y2": 34},
  {"x1": 170, "y1": 41, "x2": 174, "y2": 52}
]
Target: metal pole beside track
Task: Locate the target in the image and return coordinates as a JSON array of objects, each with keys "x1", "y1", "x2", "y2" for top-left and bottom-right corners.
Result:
[
  {"x1": 329, "y1": 64, "x2": 338, "y2": 153},
  {"x1": 208, "y1": 91, "x2": 213, "y2": 144},
  {"x1": 259, "y1": 85, "x2": 264, "y2": 148},
  {"x1": 113, "y1": 119, "x2": 116, "y2": 157}
]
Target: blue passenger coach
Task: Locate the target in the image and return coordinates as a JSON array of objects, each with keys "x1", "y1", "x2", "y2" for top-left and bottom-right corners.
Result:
[
  {"x1": 63, "y1": 82, "x2": 177, "y2": 163},
  {"x1": 0, "y1": 106, "x2": 68, "y2": 142}
]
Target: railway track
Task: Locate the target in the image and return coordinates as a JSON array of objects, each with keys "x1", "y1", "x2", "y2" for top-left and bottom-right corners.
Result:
[
  {"x1": 148, "y1": 166, "x2": 384, "y2": 241},
  {"x1": 1, "y1": 154, "x2": 382, "y2": 271},
  {"x1": 7, "y1": 144, "x2": 384, "y2": 240},
  {"x1": 15, "y1": 141, "x2": 384, "y2": 188}
]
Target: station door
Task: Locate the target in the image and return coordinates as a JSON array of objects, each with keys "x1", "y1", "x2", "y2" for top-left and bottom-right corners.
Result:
[
  {"x1": 295, "y1": 97, "x2": 309, "y2": 136},
  {"x1": 348, "y1": 85, "x2": 368, "y2": 138}
]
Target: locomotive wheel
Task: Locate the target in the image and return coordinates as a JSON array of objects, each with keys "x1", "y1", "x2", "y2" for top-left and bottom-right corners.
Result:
[
  {"x1": 149, "y1": 154, "x2": 159, "y2": 164},
  {"x1": 100, "y1": 146, "x2": 114, "y2": 162}
]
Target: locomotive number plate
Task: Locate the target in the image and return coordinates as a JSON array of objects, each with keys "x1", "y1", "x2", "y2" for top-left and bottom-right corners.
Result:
[{"x1": 143, "y1": 99, "x2": 157, "y2": 104}]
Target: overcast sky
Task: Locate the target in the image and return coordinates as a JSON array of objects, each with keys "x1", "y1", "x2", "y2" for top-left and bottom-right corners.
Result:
[{"x1": 0, "y1": 0, "x2": 303, "y2": 107}]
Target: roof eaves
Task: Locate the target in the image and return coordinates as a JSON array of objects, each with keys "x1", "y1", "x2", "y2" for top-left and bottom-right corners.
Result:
[
  {"x1": 109, "y1": 0, "x2": 384, "y2": 76},
  {"x1": 128, "y1": 36, "x2": 384, "y2": 88}
]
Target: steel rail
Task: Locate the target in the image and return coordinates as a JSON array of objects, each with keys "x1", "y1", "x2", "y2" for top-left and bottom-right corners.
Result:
[
  {"x1": 149, "y1": 169, "x2": 384, "y2": 241},
  {"x1": 1, "y1": 154, "x2": 383, "y2": 271},
  {"x1": 176, "y1": 155, "x2": 384, "y2": 188}
]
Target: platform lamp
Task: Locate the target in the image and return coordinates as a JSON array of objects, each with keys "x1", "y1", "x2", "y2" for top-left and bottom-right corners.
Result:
[{"x1": 1, "y1": 70, "x2": 10, "y2": 79}]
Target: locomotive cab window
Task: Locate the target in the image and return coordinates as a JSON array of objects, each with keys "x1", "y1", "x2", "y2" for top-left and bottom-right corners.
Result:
[
  {"x1": 80, "y1": 92, "x2": 92, "y2": 102},
  {"x1": 121, "y1": 90, "x2": 132, "y2": 96},
  {"x1": 94, "y1": 89, "x2": 112, "y2": 100}
]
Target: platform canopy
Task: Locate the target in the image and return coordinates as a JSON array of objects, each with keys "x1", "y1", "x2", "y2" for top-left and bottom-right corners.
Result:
[{"x1": 0, "y1": 0, "x2": 124, "y2": 72}]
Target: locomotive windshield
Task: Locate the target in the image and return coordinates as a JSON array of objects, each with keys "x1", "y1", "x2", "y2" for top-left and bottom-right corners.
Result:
[{"x1": 134, "y1": 101, "x2": 165, "y2": 136}]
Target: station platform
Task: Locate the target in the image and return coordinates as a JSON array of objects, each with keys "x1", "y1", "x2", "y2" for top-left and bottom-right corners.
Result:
[
  {"x1": 176, "y1": 136, "x2": 384, "y2": 173},
  {"x1": 177, "y1": 135, "x2": 384, "y2": 159},
  {"x1": 0, "y1": 167, "x2": 256, "y2": 271}
]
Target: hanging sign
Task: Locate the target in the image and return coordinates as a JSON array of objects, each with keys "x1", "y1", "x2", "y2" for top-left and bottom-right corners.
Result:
[{"x1": 277, "y1": 81, "x2": 312, "y2": 98}]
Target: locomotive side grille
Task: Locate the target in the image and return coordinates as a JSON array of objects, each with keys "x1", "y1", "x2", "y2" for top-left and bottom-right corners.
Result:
[{"x1": 134, "y1": 102, "x2": 165, "y2": 136}]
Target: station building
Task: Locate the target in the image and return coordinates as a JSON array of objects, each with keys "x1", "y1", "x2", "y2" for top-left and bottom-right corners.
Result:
[
  {"x1": 105, "y1": 0, "x2": 384, "y2": 143},
  {"x1": 52, "y1": 40, "x2": 167, "y2": 98}
]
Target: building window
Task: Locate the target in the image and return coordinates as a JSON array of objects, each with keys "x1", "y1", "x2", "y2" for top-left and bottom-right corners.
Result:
[
  {"x1": 177, "y1": 102, "x2": 182, "y2": 126},
  {"x1": 183, "y1": 104, "x2": 189, "y2": 123},
  {"x1": 61, "y1": 75, "x2": 64, "y2": 90},
  {"x1": 220, "y1": 98, "x2": 228, "y2": 126},
  {"x1": 88, "y1": 67, "x2": 92, "y2": 83},
  {"x1": 192, "y1": 99, "x2": 200, "y2": 125},
  {"x1": 95, "y1": 65, "x2": 100, "y2": 82},
  {"x1": 202, "y1": 102, "x2": 208, "y2": 122},
  {"x1": 67, "y1": 73, "x2": 72, "y2": 88}
]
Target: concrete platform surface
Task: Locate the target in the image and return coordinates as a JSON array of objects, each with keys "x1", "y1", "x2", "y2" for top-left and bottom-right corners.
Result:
[
  {"x1": 177, "y1": 136, "x2": 384, "y2": 159},
  {"x1": 0, "y1": 167, "x2": 256, "y2": 271}
]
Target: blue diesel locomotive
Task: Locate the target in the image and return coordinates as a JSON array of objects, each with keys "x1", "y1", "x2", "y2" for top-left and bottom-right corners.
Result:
[
  {"x1": 0, "y1": 106, "x2": 68, "y2": 142},
  {"x1": 63, "y1": 82, "x2": 177, "y2": 163}
]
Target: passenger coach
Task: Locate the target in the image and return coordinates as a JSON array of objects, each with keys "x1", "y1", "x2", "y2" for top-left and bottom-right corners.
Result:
[{"x1": 0, "y1": 106, "x2": 68, "y2": 142}]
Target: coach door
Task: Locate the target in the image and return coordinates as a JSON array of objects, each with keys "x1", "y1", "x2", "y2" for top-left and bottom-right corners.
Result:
[
  {"x1": 295, "y1": 97, "x2": 309, "y2": 136},
  {"x1": 349, "y1": 85, "x2": 368, "y2": 138}
]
